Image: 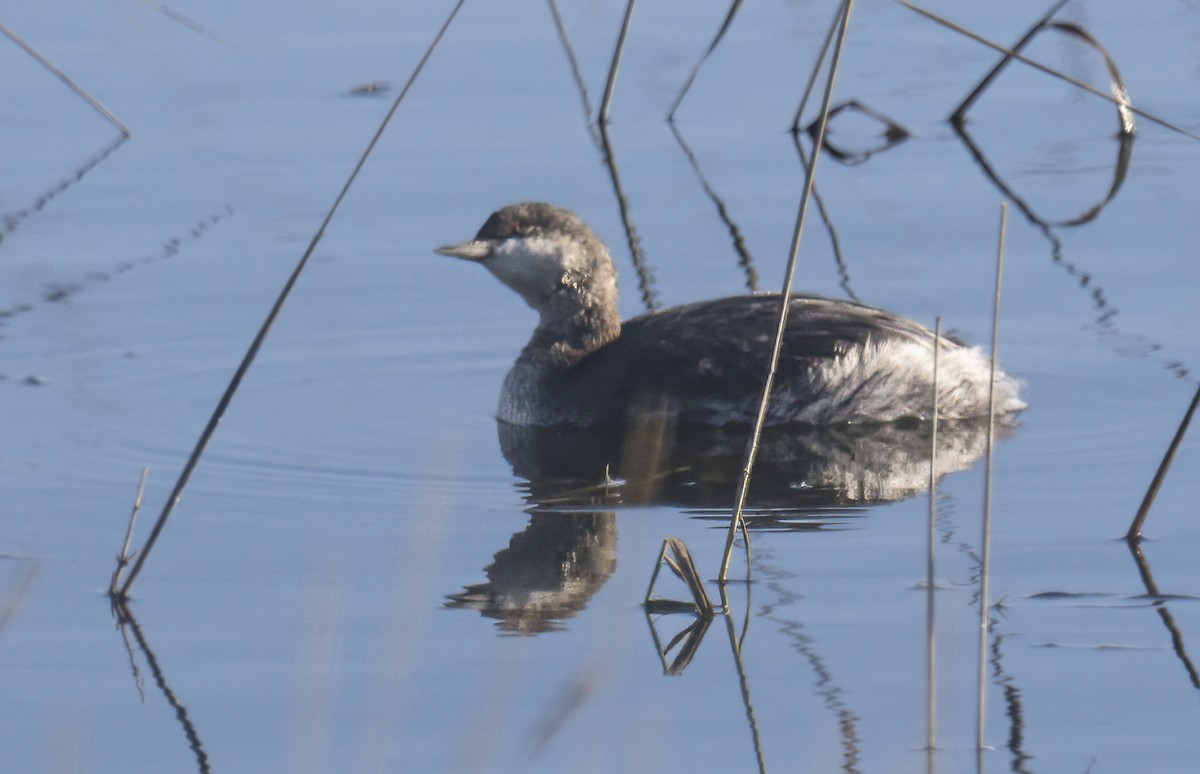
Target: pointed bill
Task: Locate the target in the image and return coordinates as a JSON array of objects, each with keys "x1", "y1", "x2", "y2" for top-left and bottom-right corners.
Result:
[{"x1": 435, "y1": 239, "x2": 493, "y2": 261}]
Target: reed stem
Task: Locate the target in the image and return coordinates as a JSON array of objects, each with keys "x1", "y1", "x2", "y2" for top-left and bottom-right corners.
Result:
[{"x1": 719, "y1": 0, "x2": 856, "y2": 583}]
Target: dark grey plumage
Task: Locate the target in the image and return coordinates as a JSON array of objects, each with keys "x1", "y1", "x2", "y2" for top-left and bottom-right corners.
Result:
[{"x1": 436, "y1": 202, "x2": 1024, "y2": 427}]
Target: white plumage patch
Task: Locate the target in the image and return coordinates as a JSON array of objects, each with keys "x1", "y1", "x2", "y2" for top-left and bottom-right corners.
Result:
[
  {"x1": 776, "y1": 337, "x2": 1025, "y2": 425},
  {"x1": 486, "y1": 235, "x2": 567, "y2": 309}
]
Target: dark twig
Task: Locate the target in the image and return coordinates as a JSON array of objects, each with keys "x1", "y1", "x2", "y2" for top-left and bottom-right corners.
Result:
[
  {"x1": 954, "y1": 9, "x2": 1137, "y2": 144},
  {"x1": 1127, "y1": 382, "x2": 1200, "y2": 541},
  {"x1": 113, "y1": 601, "x2": 211, "y2": 772},
  {"x1": 719, "y1": 0, "x2": 855, "y2": 583},
  {"x1": 950, "y1": 0, "x2": 1070, "y2": 122},
  {"x1": 948, "y1": 7, "x2": 1138, "y2": 227},
  {"x1": 791, "y1": 2, "x2": 843, "y2": 132},
  {"x1": 644, "y1": 607, "x2": 713, "y2": 674},
  {"x1": 803, "y1": 100, "x2": 910, "y2": 166},
  {"x1": 951, "y1": 115, "x2": 1134, "y2": 233},
  {"x1": 547, "y1": 0, "x2": 656, "y2": 309},
  {"x1": 115, "y1": 0, "x2": 466, "y2": 599},
  {"x1": 115, "y1": 609, "x2": 147, "y2": 703},
  {"x1": 592, "y1": 0, "x2": 653, "y2": 306},
  {"x1": 896, "y1": 0, "x2": 1199, "y2": 142},
  {"x1": 950, "y1": 121, "x2": 1170, "y2": 384},
  {"x1": 761, "y1": 571, "x2": 862, "y2": 771},
  {"x1": 790, "y1": 131, "x2": 858, "y2": 302},
  {"x1": 667, "y1": 0, "x2": 746, "y2": 121},
  {"x1": 667, "y1": 121, "x2": 758, "y2": 292},
  {"x1": 991, "y1": 634, "x2": 1035, "y2": 774},
  {"x1": 599, "y1": 0, "x2": 637, "y2": 125},
  {"x1": 597, "y1": 123, "x2": 658, "y2": 311},
  {"x1": 546, "y1": 0, "x2": 601, "y2": 147},
  {"x1": 1127, "y1": 541, "x2": 1200, "y2": 691}
]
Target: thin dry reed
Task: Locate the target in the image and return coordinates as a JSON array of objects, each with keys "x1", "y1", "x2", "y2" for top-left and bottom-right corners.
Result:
[
  {"x1": 977, "y1": 202, "x2": 1008, "y2": 752},
  {"x1": 113, "y1": 0, "x2": 466, "y2": 599},
  {"x1": 1127, "y1": 383, "x2": 1200, "y2": 541},
  {"x1": 718, "y1": 0, "x2": 856, "y2": 583},
  {"x1": 926, "y1": 318, "x2": 941, "y2": 756}
]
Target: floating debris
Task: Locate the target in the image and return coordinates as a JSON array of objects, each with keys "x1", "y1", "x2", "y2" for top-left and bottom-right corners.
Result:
[{"x1": 346, "y1": 80, "x2": 392, "y2": 97}]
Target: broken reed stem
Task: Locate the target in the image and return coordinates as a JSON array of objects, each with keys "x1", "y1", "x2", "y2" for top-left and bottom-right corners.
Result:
[
  {"x1": 599, "y1": 0, "x2": 637, "y2": 124},
  {"x1": 895, "y1": 0, "x2": 1200, "y2": 143},
  {"x1": 718, "y1": 0, "x2": 856, "y2": 584},
  {"x1": 1127, "y1": 382, "x2": 1200, "y2": 541},
  {"x1": 926, "y1": 317, "x2": 940, "y2": 754},
  {"x1": 977, "y1": 201, "x2": 1008, "y2": 752},
  {"x1": 109, "y1": 467, "x2": 149, "y2": 595},
  {"x1": 115, "y1": 0, "x2": 466, "y2": 600},
  {"x1": 122, "y1": 467, "x2": 149, "y2": 560},
  {"x1": 645, "y1": 538, "x2": 715, "y2": 618},
  {"x1": 0, "y1": 21, "x2": 131, "y2": 136},
  {"x1": 644, "y1": 541, "x2": 671, "y2": 606},
  {"x1": 673, "y1": 539, "x2": 714, "y2": 617}
]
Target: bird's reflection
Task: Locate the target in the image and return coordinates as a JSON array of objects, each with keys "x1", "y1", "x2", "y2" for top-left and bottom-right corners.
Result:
[
  {"x1": 448, "y1": 417, "x2": 1001, "y2": 633},
  {"x1": 499, "y1": 417, "x2": 999, "y2": 508}
]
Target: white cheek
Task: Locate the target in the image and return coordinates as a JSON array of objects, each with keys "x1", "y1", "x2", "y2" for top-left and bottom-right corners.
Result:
[{"x1": 488, "y1": 237, "x2": 562, "y2": 300}]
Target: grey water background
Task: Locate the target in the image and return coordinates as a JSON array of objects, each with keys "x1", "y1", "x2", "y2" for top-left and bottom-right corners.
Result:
[{"x1": 2, "y1": 0, "x2": 1199, "y2": 771}]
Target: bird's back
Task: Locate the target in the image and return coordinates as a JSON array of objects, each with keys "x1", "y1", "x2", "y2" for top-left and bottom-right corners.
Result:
[{"x1": 512, "y1": 293, "x2": 1008, "y2": 427}]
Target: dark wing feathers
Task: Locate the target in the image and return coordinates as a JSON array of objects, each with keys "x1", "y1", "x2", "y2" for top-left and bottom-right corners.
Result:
[{"x1": 559, "y1": 294, "x2": 943, "y2": 421}]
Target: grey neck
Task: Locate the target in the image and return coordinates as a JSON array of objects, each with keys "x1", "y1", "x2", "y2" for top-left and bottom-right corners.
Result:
[{"x1": 522, "y1": 271, "x2": 621, "y2": 369}]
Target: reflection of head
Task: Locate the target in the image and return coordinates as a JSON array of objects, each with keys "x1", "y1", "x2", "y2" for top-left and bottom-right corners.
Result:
[{"x1": 445, "y1": 512, "x2": 616, "y2": 634}]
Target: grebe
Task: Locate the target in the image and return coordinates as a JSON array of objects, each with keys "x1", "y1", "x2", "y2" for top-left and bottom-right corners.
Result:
[{"x1": 436, "y1": 202, "x2": 1024, "y2": 427}]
